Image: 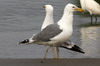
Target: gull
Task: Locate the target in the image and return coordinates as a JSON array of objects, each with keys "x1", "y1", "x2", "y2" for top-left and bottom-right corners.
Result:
[
  {"x1": 80, "y1": 0, "x2": 100, "y2": 25},
  {"x1": 41, "y1": 4, "x2": 84, "y2": 58},
  {"x1": 18, "y1": 3, "x2": 84, "y2": 58},
  {"x1": 41, "y1": 5, "x2": 54, "y2": 30},
  {"x1": 41, "y1": 4, "x2": 58, "y2": 58}
]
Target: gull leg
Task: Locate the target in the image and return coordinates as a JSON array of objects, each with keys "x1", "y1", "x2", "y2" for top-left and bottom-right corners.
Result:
[
  {"x1": 95, "y1": 16, "x2": 97, "y2": 24},
  {"x1": 52, "y1": 47, "x2": 56, "y2": 58},
  {"x1": 44, "y1": 46, "x2": 50, "y2": 59},
  {"x1": 56, "y1": 47, "x2": 59, "y2": 58},
  {"x1": 90, "y1": 15, "x2": 93, "y2": 25}
]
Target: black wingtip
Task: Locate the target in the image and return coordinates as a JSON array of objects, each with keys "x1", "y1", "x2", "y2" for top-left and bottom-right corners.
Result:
[
  {"x1": 60, "y1": 45, "x2": 85, "y2": 54},
  {"x1": 18, "y1": 39, "x2": 29, "y2": 44},
  {"x1": 70, "y1": 45, "x2": 85, "y2": 54}
]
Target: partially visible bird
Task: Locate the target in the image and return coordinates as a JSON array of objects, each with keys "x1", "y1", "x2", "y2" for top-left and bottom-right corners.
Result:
[
  {"x1": 41, "y1": 5, "x2": 54, "y2": 30},
  {"x1": 41, "y1": 4, "x2": 57, "y2": 58},
  {"x1": 18, "y1": 3, "x2": 84, "y2": 58},
  {"x1": 80, "y1": 0, "x2": 100, "y2": 25}
]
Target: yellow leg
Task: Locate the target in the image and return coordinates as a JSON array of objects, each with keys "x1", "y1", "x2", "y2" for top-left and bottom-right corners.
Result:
[
  {"x1": 44, "y1": 46, "x2": 50, "y2": 59},
  {"x1": 56, "y1": 47, "x2": 59, "y2": 58}
]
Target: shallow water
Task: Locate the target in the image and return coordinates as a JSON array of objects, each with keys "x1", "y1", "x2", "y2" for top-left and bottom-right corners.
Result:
[{"x1": 0, "y1": 0, "x2": 100, "y2": 58}]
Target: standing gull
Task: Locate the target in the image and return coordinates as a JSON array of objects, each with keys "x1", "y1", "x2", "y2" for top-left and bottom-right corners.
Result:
[
  {"x1": 18, "y1": 3, "x2": 84, "y2": 58},
  {"x1": 41, "y1": 4, "x2": 56, "y2": 58},
  {"x1": 42, "y1": 4, "x2": 84, "y2": 58},
  {"x1": 80, "y1": 0, "x2": 100, "y2": 25},
  {"x1": 42, "y1": 4, "x2": 85, "y2": 58},
  {"x1": 41, "y1": 5, "x2": 54, "y2": 30}
]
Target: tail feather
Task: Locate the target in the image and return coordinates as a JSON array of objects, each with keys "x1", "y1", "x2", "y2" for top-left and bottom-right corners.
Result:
[{"x1": 60, "y1": 44, "x2": 85, "y2": 54}]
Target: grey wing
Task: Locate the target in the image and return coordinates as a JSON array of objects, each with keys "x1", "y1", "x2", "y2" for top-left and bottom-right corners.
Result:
[{"x1": 33, "y1": 24, "x2": 62, "y2": 42}]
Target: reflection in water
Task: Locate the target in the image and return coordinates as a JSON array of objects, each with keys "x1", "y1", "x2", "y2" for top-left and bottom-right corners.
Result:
[{"x1": 80, "y1": 26, "x2": 100, "y2": 57}]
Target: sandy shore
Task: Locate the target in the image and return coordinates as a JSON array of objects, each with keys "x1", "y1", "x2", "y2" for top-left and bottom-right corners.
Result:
[{"x1": 0, "y1": 59, "x2": 100, "y2": 66}]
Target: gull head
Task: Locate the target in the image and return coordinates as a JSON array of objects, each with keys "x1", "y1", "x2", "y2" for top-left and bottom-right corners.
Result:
[
  {"x1": 43, "y1": 4, "x2": 53, "y2": 13},
  {"x1": 65, "y1": 3, "x2": 84, "y2": 12}
]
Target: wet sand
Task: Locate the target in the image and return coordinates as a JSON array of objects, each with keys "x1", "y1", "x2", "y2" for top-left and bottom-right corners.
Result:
[{"x1": 0, "y1": 59, "x2": 100, "y2": 66}]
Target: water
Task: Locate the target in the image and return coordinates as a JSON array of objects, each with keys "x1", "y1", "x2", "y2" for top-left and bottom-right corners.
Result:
[{"x1": 0, "y1": 0, "x2": 100, "y2": 58}]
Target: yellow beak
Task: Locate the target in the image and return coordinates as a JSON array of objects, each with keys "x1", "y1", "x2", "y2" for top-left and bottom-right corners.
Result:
[{"x1": 74, "y1": 8, "x2": 84, "y2": 12}]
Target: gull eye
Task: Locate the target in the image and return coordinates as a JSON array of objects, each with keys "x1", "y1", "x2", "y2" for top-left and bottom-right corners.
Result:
[
  {"x1": 72, "y1": 6, "x2": 75, "y2": 8},
  {"x1": 43, "y1": 5, "x2": 46, "y2": 8}
]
